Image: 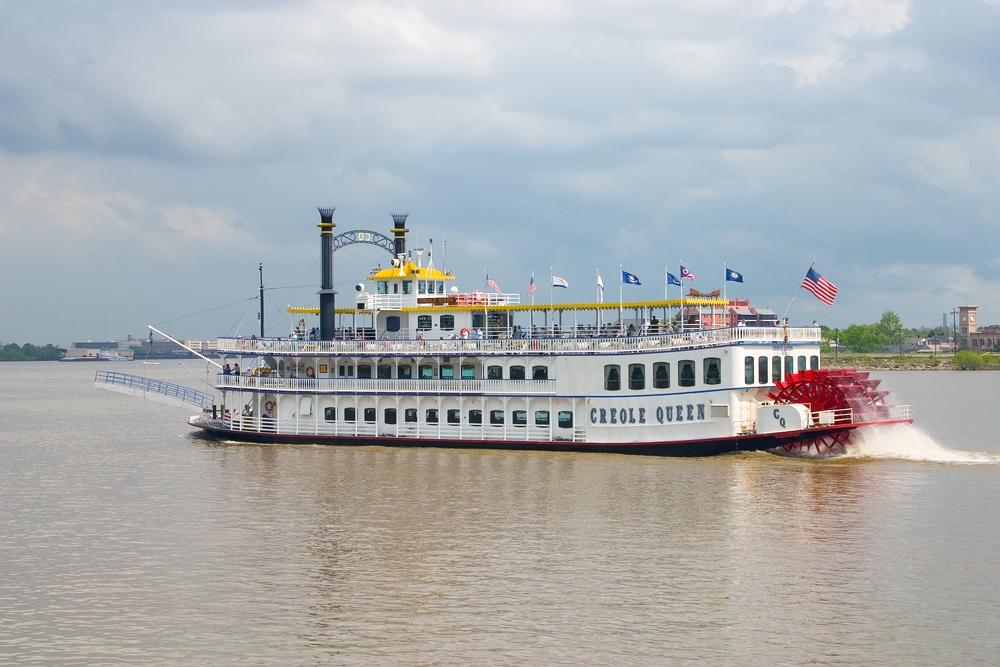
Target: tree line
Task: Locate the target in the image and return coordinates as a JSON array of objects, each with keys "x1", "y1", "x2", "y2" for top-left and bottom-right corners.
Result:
[
  {"x1": 0, "y1": 343, "x2": 64, "y2": 361},
  {"x1": 823, "y1": 311, "x2": 960, "y2": 354}
]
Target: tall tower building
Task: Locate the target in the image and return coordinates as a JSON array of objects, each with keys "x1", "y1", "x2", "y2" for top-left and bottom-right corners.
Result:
[{"x1": 958, "y1": 305, "x2": 978, "y2": 346}]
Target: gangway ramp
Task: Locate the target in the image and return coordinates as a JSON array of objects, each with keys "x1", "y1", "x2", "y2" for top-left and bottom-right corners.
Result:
[{"x1": 95, "y1": 371, "x2": 215, "y2": 410}]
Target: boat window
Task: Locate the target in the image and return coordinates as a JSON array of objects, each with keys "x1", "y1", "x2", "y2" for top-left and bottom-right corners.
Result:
[
  {"x1": 425, "y1": 409, "x2": 439, "y2": 424},
  {"x1": 744, "y1": 357, "x2": 755, "y2": 385},
  {"x1": 384, "y1": 408, "x2": 397, "y2": 425},
  {"x1": 487, "y1": 365, "x2": 502, "y2": 380},
  {"x1": 402, "y1": 280, "x2": 412, "y2": 294},
  {"x1": 510, "y1": 366, "x2": 526, "y2": 380},
  {"x1": 472, "y1": 313, "x2": 485, "y2": 329},
  {"x1": 385, "y1": 316, "x2": 400, "y2": 332},
  {"x1": 558, "y1": 411, "x2": 573, "y2": 428},
  {"x1": 772, "y1": 356, "x2": 782, "y2": 383},
  {"x1": 513, "y1": 410, "x2": 527, "y2": 426},
  {"x1": 419, "y1": 364, "x2": 434, "y2": 379},
  {"x1": 440, "y1": 314, "x2": 455, "y2": 330},
  {"x1": 535, "y1": 411, "x2": 550, "y2": 426},
  {"x1": 418, "y1": 280, "x2": 426, "y2": 294},
  {"x1": 629, "y1": 363, "x2": 645, "y2": 390},
  {"x1": 605, "y1": 365, "x2": 621, "y2": 391},
  {"x1": 437, "y1": 281, "x2": 445, "y2": 294},
  {"x1": 417, "y1": 315, "x2": 432, "y2": 331},
  {"x1": 404, "y1": 408, "x2": 418, "y2": 423},
  {"x1": 810, "y1": 355, "x2": 819, "y2": 371},
  {"x1": 393, "y1": 282, "x2": 399, "y2": 294},
  {"x1": 377, "y1": 364, "x2": 391, "y2": 379},
  {"x1": 461, "y1": 364, "x2": 475, "y2": 380},
  {"x1": 357, "y1": 364, "x2": 372, "y2": 379},
  {"x1": 377, "y1": 281, "x2": 388, "y2": 294},
  {"x1": 785, "y1": 356, "x2": 794, "y2": 378},
  {"x1": 532, "y1": 365, "x2": 549, "y2": 380},
  {"x1": 758, "y1": 356, "x2": 768, "y2": 385},
  {"x1": 798, "y1": 356, "x2": 807, "y2": 372},
  {"x1": 440, "y1": 365, "x2": 454, "y2": 379},
  {"x1": 447, "y1": 409, "x2": 461, "y2": 424},
  {"x1": 653, "y1": 362, "x2": 670, "y2": 388},
  {"x1": 364, "y1": 408, "x2": 376, "y2": 422},
  {"x1": 679, "y1": 360, "x2": 696, "y2": 387},
  {"x1": 490, "y1": 410, "x2": 505, "y2": 425},
  {"x1": 397, "y1": 365, "x2": 412, "y2": 379},
  {"x1": 344, "y1": 407, "x2": 356, "y2": 422},
  {"x1": 469, "y1": 409, "x2": 482, "y2": 425},
  {"x1": 324, "y1": 407, "x2": 336, "y2": 422},
  {"x1": 704, "y1": 358, "x2": 722, "y2": 385}
]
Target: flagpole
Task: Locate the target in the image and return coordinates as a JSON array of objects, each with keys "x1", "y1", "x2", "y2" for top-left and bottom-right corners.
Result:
[
  {"x1": 782, "y1": 260, "x2": 815, "y2": 323},
  {"x1": 549, "y1": 266, "x2": 553, "y2": 331},
  {"x1": 723, "y1": 262, "x2": 727, "y2": 303},
  {"x1": 530, "y1": 271, "x2": 535, "y2": 334},
  {"x1": 618, "y1": 264, "x2": 625, "y2": 331},
  {"x1": 679, "y1": 260, "x2": 684, "y2": 332}
]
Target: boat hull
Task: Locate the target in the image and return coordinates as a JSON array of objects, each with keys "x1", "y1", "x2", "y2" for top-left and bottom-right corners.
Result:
[{"x1": 187, "y1": 416, "x2": 912, "y2": 457}]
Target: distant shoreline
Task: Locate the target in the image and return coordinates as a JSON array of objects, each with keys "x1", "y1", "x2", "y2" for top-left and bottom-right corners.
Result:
[{"x1": 824, "y1": 355, "x2": 994, "y2": 371}]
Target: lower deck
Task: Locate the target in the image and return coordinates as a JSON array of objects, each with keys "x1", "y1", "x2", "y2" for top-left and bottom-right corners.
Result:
[{"x1": 188, "y1": 413, "x2": 870, "y2": 457}]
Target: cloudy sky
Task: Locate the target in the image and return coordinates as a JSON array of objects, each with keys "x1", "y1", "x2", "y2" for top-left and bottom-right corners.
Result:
[{"x1": 2, "y1": 0, "x2": 999, "y2": 345}]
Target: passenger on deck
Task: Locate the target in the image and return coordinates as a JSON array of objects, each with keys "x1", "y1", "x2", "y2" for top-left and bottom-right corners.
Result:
[
  {"x1": 223, "y1": 363, "x2": 231, "y2": 375},
  {"x1": 233, "y1": 363, "x2": 240, "y2": 375},
  {"x1": 474, "y1": 328, "x2": 484, "y2": 340}
]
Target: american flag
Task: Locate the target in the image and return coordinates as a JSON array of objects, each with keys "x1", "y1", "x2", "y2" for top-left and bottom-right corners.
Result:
[
  {"x1": 527, "y1": 276, "x2": 536, "y2": 296},
  {"x1": 486, "y1": 273, "x2": 501, "y2": 293},
  {"x1": 680, "y1": 266, "x2": 695, "y2": 281},
  {"x1": 802, "y1": 267, "x2": 838, "y2": 305}
]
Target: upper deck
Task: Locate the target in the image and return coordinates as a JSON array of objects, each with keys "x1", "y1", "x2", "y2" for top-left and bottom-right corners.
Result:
[{"x1": 218, "y1": 326, "x2": 822, "y2": 357}]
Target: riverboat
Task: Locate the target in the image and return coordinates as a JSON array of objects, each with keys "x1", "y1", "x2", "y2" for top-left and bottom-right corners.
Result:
[{"x1": 98, "y1": 209, "x2": 911, "y2": 456}]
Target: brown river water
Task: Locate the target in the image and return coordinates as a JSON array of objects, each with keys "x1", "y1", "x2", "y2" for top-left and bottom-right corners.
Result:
[{"x1": 2, "y1": 362, "x2": 999, "y2": 665}]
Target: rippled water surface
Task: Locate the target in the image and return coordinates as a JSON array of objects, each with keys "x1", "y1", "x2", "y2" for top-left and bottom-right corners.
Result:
[{"x1": 2, "y1": 363, "x2": 999, "y2": 665}]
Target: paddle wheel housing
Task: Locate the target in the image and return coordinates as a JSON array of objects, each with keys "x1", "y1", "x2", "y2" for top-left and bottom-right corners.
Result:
[{"x1": 766, "y1": 369, "x2": 893, "y2": 455}]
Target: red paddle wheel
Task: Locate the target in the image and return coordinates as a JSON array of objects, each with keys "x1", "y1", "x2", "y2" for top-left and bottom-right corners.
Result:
[{"x1": 766, "y1": 369, "x2": 892, "y2": 455}]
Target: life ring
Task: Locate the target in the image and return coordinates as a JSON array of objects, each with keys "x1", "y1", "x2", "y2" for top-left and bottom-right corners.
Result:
[
  {"x1": 460, "y1": 328, "x2": 470, "y2": 338},
  {"x1": 306, "y1": 366, "x2": 315, "y2": 378},
  {"x1": 264, "y1": 400, "x2": 275, "y2": 413}
]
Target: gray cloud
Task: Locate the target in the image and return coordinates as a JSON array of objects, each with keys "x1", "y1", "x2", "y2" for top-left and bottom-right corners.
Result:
[{"x1": 2, "y1": 0, "x2": 1000, "y2": 345}]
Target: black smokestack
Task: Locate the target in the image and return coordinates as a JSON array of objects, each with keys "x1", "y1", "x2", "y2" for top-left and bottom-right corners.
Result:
[
  {"x1": 317, "y1": 207, "x2": 336, "y2": 340},
  {"x1": 391, "y1": 213, "x2": 408, "y2": 258}
]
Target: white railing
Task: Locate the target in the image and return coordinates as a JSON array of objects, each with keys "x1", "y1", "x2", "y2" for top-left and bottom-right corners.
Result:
[
  {"x1": 808, "y1": 404, "x2": 911, "y2": 428},
  {"x1": 221, "y1": 414, "x2": 584, "y2": 442},
  {"x1": 217, "y1": 326, "x2": 822, "y2": 357},
  {"x1": 356, "y1": 291, "x2": 521, "y2": 311},
  {"x1": 811, "y1": 408, "x2": 853, "y2": 426},
  {"x1": 217, "y1": 376, "x2": 556, "y2": 395}
]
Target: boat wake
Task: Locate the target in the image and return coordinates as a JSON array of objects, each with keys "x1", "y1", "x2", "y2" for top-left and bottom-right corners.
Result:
[{"x1": 776, "y1": 423, "x2": 1000, "y2": 464}]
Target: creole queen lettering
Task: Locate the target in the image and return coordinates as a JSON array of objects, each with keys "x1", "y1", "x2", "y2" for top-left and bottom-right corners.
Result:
[{"x1": 591, "y1": 403, "x2": 705, "y2": 425}]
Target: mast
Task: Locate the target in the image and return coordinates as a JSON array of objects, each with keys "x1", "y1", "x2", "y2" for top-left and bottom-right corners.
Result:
[{"x1": 258, "y1": 263, "x2": 264, "y2": 338}]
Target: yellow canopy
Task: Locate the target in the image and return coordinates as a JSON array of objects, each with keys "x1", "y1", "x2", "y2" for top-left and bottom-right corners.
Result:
[
  {"x1": 367, "y1": 261, "x2": 454, "y2": 281},
  {"x1": 287, "y1": 298, "x2": 727, "y2": 315}
]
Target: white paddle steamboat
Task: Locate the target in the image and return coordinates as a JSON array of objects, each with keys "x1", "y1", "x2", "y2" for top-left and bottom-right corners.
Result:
[{"x1": 98, "y1": 209, "x2": 911, "y2": 456}]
